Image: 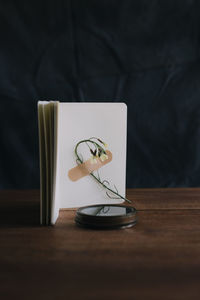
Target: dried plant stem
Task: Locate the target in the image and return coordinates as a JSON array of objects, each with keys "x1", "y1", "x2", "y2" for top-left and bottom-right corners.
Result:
[{"x1": 74, "y1": 139, "x2": 132, "y2": 204}]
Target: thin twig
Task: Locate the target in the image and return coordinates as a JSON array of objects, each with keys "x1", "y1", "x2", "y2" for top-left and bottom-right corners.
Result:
[{"x1": 74, "y1": 138, "x2": 132, "y2": 204}]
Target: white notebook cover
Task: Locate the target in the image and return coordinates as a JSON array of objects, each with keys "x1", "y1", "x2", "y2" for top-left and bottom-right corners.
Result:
[{"x1": 52, "y1": 102, "x2": 127, "y2": 224}]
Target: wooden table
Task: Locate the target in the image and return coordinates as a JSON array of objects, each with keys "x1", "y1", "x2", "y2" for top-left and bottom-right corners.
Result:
[{"x1": 1, "y1": 189, "x2": 200, "y2": 300}]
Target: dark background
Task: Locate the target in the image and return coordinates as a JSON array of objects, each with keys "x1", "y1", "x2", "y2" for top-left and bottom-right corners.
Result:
[{"x1": 1, "y1": 0, "x2": 200, "y2": 189}]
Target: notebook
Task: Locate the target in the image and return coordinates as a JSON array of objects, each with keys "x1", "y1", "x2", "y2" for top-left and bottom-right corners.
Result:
[{"x1": 38, "y1": 101, "x2": 127, "y2": 225}]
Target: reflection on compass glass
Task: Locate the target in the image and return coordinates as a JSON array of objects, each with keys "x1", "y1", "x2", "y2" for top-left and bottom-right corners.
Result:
[
  {"x1": 75, "y1": 204, "x2": 137, "y2": 229},
  {"x1": 81, "y1": 205, "x2": 128, "y2": 216}
]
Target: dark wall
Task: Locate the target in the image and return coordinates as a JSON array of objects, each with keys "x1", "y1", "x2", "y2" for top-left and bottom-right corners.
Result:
[{"x1": 1, "y1": 0, "x2": 200, "y2": 188}]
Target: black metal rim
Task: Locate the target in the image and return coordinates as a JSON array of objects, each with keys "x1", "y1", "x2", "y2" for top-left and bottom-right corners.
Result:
[{"x1": 75, "y1": 204, "x2": 137, "y2": 229}]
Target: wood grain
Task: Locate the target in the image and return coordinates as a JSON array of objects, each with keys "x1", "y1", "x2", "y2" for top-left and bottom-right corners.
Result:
[
  {"x1": 0, "y1": 189, "x2": 200, "y2": 300},
  {"x1": 127, "y1": 188, "x2": 200, "y2": 209}
]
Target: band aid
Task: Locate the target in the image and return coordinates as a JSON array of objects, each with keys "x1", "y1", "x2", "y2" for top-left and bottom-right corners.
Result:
[{"x1": 68, "y1": 150, "x2": 112, "y2": 181}]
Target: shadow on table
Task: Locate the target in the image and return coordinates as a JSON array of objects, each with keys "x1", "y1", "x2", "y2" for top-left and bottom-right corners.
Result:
[{"x1": 0, "y1": 190, "x2": 40, "y2": 227}]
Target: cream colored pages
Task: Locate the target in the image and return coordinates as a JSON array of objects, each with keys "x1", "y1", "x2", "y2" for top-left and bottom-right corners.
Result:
[
  {"x1": 38, "y1": 102, "x2": 46, "y2": 224},
  {"x1": 53, "y1": 103, "x2": 127, "y2": 221},
  {"x1": 42, "y1": 103, "x2": 51, "y2": 224},
  {"x1": 38, "y1": 101, "x2": 59, "y2": 225},
  {"x1": 51, "y1": 101, "x2": 60, "y2": 224}
]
